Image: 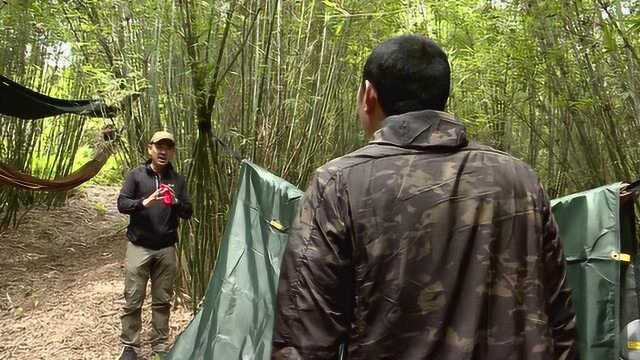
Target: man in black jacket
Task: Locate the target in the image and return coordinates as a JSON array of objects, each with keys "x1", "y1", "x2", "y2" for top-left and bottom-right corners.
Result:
[{"x1": 117, "y1": 131, "x2": 192, "y2": 360}]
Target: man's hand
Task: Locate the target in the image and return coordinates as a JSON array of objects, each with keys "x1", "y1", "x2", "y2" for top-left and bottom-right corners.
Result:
[
  {"x1": 142, "y1": 188, "x2": 164, "y2": 207},
  {"x1": 160, "y1": 184, "x2": 179, "y2": 205},
  {"x1": 162, "y1": 185, "x2": 176, "y2": 196}
]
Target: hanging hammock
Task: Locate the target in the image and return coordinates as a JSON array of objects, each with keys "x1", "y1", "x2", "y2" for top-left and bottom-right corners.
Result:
[
  {"x1": 0, "y1": 139, "x2": 116, "y2": 191},
  {"x1": 0, "y1": 75, "x2": 135, "y2": 191}
]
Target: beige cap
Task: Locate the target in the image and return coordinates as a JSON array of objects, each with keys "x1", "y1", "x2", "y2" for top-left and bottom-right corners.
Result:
[{"x1": 149, "y1": 131, "x2": 175, "y2": 145}]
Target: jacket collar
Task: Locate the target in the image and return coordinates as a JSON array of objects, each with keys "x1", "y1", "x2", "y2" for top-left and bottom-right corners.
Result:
[{"x1": 369, "y1": 110, "x2": 468, "y2": 150}]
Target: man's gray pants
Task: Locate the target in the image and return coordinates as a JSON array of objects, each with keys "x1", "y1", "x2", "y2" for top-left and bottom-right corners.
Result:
[{"x1": 120, "y1": 242, "x2": 177, "y2": 352}]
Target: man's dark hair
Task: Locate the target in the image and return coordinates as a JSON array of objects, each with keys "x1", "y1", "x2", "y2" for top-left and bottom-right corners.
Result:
[{"x1": 363, "y1": 35, "x2": 450, "y2": 116}]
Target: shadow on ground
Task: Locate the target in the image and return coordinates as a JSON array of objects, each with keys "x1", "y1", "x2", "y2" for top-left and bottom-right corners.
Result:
[{"x1": 0, "y1": 186, "x2": 191, "y2": 360}]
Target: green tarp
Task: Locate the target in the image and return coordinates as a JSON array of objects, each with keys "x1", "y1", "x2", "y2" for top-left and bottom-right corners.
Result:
[
  {"x1": 551, "y1": 183, "x2": 639, "y2": 360},
  {"x1": 164, "y1": 161, "x2": 303, "y2": 360}
]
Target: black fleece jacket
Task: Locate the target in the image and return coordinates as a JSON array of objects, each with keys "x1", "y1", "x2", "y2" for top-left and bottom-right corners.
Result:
[{"x1": 117, "y1": 161, "x2": 193, "y2": 249}]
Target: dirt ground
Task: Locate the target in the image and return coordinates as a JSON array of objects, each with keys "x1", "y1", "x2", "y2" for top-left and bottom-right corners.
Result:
[{"x1": 0, "y1": 186, "x2": 191, "y2": 360}]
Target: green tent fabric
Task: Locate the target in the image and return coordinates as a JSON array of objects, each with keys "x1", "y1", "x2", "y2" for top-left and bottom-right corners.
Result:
[
  {"x1": 164, "y1": 161, "x2": 303, "y2": 360},
  {"x1": 551, "y1": 183, "x2": 640, "y2": 360}
]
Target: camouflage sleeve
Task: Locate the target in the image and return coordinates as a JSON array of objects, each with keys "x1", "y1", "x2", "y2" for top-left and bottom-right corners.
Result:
[
  {"x1": 541, "y1": 187, "x2": 577, "y2": 359},
  {"x1": 272, "y1": 169, "x2": 352, "y2": 360}
]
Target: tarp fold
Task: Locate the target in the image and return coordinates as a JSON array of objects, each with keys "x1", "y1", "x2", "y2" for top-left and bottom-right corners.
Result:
[
  {"x1": 552, "y1": 183, "x2": 640, "y2": 360},
  {"x1": 164, "y1": 161, "x2": 303, "y2": 360}
]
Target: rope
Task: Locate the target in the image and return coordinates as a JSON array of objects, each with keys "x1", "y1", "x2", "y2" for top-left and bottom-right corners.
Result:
[
  {"x1": 197, "y1": 120, "x2": 244, "y2": 162},
  {"x1": 211, "y1": 133, "x2": 244, "y2": 163}
]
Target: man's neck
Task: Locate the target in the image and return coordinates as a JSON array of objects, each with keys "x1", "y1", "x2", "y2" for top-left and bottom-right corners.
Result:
[{"x1": 150, "y1": 162, "x2": 167, "y2": 174}]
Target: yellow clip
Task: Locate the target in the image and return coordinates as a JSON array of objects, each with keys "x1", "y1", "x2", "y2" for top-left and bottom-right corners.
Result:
[
  {"x1": 270, "y1": 219, "x2": 285, "y2": 232},
  {"x1": 611, "y1": 251, "x2": 631, "y2": 262},
  {"x1": 628, "y1": 341, "x2": 640, "y2": 350}
]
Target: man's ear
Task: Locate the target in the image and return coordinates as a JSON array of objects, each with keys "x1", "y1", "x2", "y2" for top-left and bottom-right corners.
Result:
[
  {"x1": 147, "y1": 144, "x2": 153, "y2": 157},
  {"x1": 362, "y1": 80, "x2": 379, "y2": 116}
]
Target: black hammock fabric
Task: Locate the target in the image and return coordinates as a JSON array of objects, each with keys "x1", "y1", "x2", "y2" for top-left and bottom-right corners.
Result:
[{"x1": 0, "y1": 75, "x2": 118, "y2": 119}]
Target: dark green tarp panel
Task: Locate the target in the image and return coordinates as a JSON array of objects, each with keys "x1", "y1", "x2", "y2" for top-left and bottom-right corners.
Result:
[
  {"x1": 164, "y1": 161, "x2": 303, "y2": 360},
  {"x1": 551, "y1": 183, "x2": 640, "y2": 360},
  {"x1": 0, "y1": 75, "x2": 119, "y2": 119}
]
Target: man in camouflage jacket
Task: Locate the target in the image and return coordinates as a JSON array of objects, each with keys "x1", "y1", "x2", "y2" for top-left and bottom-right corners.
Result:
[{"x1": 272, "y1": 35, "x2": 577, "y2": 360}]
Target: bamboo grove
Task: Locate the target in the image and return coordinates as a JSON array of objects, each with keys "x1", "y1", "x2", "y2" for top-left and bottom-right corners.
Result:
[{"x1": 2, "y1": 0, "x2": 640, "y2": 306}]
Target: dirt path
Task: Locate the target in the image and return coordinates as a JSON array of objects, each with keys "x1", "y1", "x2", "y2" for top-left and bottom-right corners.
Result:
[{"x1": 0, "y1": 186, "x2": 190, "y2": 360}]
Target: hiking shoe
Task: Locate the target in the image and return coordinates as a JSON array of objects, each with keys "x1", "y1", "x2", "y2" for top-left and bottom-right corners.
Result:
[{"x1": 119, "y1": 346, "x2": 137, "y2": 360}]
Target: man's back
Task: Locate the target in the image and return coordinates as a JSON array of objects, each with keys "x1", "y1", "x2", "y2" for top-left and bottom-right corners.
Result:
[{"x1": 273, "y1": 110, "x2": 576, "y2": 359}]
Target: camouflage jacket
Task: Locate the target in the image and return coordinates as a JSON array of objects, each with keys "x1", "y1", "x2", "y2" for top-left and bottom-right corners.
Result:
[{"x1": 272, "y1": 110, "x2": 577, "y2": 360}]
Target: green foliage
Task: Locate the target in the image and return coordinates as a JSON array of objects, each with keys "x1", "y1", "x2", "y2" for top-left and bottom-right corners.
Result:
[
  {"x1": 4, "y1": 0, "x2": 640, "y2": 305},
  {"x1": 94, "y1": 201, "x2": 107, "y2": 218},
  {"x1": 71, "y1": 145, "x2": 123, "y2": 186}
]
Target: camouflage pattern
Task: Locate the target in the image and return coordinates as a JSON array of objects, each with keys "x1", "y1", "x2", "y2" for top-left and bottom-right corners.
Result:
[{"x1": 272, "y1": 110, "x2": 577, "y2": 360}]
